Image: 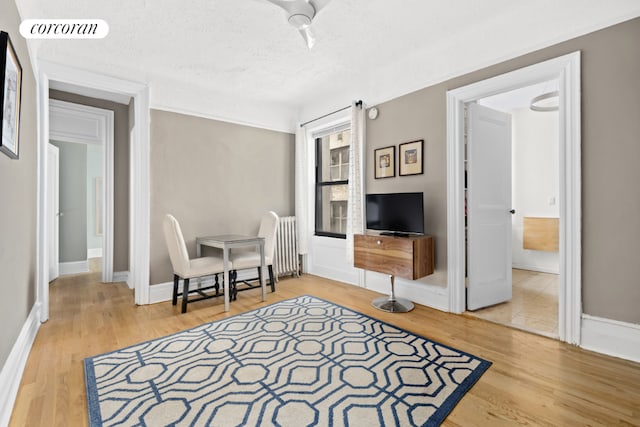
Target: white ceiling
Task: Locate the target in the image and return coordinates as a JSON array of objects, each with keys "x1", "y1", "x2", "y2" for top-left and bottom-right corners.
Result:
[{"x1": 14, "y1": 0, "x2": 640, "y2": 132}]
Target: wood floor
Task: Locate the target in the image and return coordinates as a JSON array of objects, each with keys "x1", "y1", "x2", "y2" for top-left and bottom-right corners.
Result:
[
  {"x1": 468, "y1": 269, "x2": 559, "y2": 337},
  {"x1": 9, "y1": 272, "x2": 640, "y2": 426}
]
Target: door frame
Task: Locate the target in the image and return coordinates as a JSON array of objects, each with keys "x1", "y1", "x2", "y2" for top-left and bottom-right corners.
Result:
[
  {"x1": 36, "y1": 61, "x2": 151, "y2": 322},
  {"x1": 446, "y1": 51, "x2": 582, "y2": 344}
]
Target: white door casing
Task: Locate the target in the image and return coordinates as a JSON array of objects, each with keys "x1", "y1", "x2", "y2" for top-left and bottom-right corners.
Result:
[
  {"x1": 47, "y1": 143, "x2": 60, "y2": 282},
  {"x1": 446, "y1": 51, "x2": 581, "y2": 344},
  {"x1": 466, "y1": 103, "x2": 512, "y2": 310}
]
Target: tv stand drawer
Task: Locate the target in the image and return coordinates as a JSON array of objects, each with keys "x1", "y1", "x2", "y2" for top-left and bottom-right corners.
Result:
[{"x1": 354, "y1": 234, "x2": 434, "y2": 280}]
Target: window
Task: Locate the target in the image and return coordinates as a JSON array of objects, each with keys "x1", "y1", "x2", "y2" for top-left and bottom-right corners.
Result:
[{"x1": 315, "y1": 128, "x2": 351, "y2": 237}]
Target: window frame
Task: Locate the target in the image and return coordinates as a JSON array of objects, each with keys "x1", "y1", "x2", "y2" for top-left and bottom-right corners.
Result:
[{"x1": 314, "y1": 124, "x2": 350, "y2": 239}]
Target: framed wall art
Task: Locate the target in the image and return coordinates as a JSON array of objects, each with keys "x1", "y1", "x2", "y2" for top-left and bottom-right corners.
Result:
[
  {"x1": 399, "y1": 139, "x2": 423, "y2": 176},
  {"x1": 0, "y1": 31, "x2": 22, "y2": 159},
  {"x1": 374, "y1": 145, "x2": 395, "y2": 179}
]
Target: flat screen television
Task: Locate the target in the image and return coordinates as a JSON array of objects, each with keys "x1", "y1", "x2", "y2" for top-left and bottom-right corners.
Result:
[{"x1": 366, "y1": 192, "x2": 424, "y2": 236}]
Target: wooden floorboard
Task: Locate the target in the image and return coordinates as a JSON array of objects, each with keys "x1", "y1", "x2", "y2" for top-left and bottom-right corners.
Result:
[{"x1": 9, "y1": 272, "x2": 640, "y2": 426}]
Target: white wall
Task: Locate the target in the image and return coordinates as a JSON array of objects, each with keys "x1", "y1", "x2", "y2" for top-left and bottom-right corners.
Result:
[{"x1": 511, "y1": 107, "x2": 560, "y2": 273}]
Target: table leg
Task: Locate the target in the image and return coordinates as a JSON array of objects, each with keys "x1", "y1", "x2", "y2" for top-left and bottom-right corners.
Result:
[
  {"x1": 196, "y1": 242, "x2": 202, "y2": 258},
  {"x1": 371, "y1": 275, "x2": 415, "y2": 313},
  {"x1": 259, "y1": 242, "x2": 266, "y2": 302},
  {"x1": 223, "y1": 247, "x2": 230, "y2": 312}
]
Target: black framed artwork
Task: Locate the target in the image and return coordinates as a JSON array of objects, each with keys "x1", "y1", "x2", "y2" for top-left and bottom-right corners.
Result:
[
  {"x1": 399, "y1": 139, "x2": 423, "y2": 176},
  {"x1": 374, "y1": 145, "x2": 395, "y2": 179},
  {"x1": 0, "y1": 31, "x2": 23, "y2": 159}
]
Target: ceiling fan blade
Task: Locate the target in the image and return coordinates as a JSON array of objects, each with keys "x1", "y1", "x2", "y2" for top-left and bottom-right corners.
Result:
[
  {"x1": 309, "y1": 0, "x2": 332, "y2": 14},
  {"x1": 299, "y1": 26, "x2": 316, "y2": 49},
  {"x1": 264, "y1": 0, "x2": 296, "y2": 13}
]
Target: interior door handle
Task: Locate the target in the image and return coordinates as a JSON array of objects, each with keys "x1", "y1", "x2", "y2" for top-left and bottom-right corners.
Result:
[{"x1": 509, "y1": 209, "x2": 516, "y2": 214}]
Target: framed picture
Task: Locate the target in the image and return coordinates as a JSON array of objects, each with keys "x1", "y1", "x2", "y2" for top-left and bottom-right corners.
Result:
[
  {"x1": 0, "y1": 31, "x2": 22, "y2": 159},
  {"x1": 374, "y1": 145, "x2": 395, "y2": 179},
  {"x1": 399, "y1": 139, "x2": 423, "y2": 176}
]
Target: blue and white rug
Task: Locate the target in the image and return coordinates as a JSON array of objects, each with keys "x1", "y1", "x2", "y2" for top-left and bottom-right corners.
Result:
[{"x1": 84, "y1": 296, "x2": 490, "y2": 426}]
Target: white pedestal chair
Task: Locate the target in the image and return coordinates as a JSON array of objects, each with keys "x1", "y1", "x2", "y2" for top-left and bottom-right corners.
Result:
[
  {"x1": 163, "y1": 214, "x2": 233, "y2": 313},
  {"x1": 229, "y1": 211, "x2": 278, "y2": 300}
]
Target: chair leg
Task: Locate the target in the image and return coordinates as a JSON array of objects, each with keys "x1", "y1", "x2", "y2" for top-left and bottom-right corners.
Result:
[
  {"x1": 214, "y1": 273, "x2": 220, "y2": 296},
  {"x1": 172, "y1": 274, "x2": 179, "y2": 305},
  {"x1": 268, "y1": 265, "x2": 275, "y2": 292},
  {"x1": 181, "y1": 278, "x2": 190, "y2": 313},
  {"x1": 269, "y1": 265, "x2": 276, "y2": 292},
  {"x1": 231, "y1": 270, "x2": 238, "y2": 301}
]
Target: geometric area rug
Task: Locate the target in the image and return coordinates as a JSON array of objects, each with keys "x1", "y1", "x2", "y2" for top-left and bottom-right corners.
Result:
[{"x1": 84, "y1": 295, "x2": 491, "y2": 426}]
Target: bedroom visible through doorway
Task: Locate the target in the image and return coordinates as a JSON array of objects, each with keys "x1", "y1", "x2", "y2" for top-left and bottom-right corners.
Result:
[{"x1": 465, "y1": 80, "x2": 560, "y2": 338}]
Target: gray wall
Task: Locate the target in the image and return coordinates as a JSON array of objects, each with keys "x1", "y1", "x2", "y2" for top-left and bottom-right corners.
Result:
[
  {"x1": 49, "y1": 90, "x2": 131, "y2": 272},
  {"x1": 366, "y1": 17, "x2": 640, "y2": 324},
  {"x1": 149, "y1": 109, "x2": 295, "y2": 285},
  {"x1": 51, "y1": 141, "x2": 88, "y2": 262},
  {"x1": 0, "y1": 0, "x2": 38, "y2": 367}
]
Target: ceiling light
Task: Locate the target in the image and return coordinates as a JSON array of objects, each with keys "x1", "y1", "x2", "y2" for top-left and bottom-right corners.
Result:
[
  {"x1": 288, "y1": 13, "x2": 312, "y2": 29},
  {"x1": 530, "y1": 91, "x2": 559, "y2": 112}
]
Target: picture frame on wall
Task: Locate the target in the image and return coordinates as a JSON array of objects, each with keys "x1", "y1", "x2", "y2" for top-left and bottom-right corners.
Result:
[
  {"x1": 374, "y1": 145, "x2": 395, "y2": 179},
  {"x1": 0, "y1": 31, "x2": 22, "y2": 160},
  {"x1": 399, "y1": 139, "x2": 424, "y2": 176}
]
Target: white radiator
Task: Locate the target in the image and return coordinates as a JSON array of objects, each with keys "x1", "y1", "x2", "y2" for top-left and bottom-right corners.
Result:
[{"x1": 274, "y1": 216, "x2": 299, "y2": 280}]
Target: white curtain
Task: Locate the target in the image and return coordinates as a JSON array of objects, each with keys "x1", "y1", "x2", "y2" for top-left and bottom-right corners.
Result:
[
  {"x1": 295, "y1": 125, "x2": 309, "y2": 255},
  {"x1": 345, "y1": 101, "x2": 365, "y2": 263}
]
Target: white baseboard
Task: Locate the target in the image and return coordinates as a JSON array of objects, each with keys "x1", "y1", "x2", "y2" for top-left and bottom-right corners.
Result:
[
  {"x1": 581, "y1": 314, "x2": 640, "y2": 363},
  {"x1": 512, "y1": 263, "x2": 560, "y2": 275},
  {"x1": 149, "y1": 269, "x2": 263, "y2": 304},
  {"x1": 310, "y1": 265, "x2": 360, "y2": 288},
  {"x1": 0, "y1": 303, "x2": 41, "y2": 427},
  {"x1": 113, "y1": 271, "x2": 131, "y2": 288},
  {"x1": 59, "y1": 260, "x2": 89, "y2": 275},
  {"x1": 87, "y1": 248, "x2": 103, "y2": 259},
  {"x1": 364, "y1": 271, "x2": 449, "y2": 312}
]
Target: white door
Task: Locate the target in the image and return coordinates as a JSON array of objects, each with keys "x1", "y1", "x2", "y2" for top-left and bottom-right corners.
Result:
[
  {"x1": 467, "y1": 103, "x2": 513, "y2": 310},
  {"x1": 47, "y1": 143, "x2": 60, "y2": 282}
]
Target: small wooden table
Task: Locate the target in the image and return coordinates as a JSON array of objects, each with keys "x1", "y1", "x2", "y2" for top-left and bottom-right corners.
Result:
[
  {"x1": 354, "y1": 233, "x2": 434, "y2": 313},
  {"x1": 196, "y1": 234, "x2": 266, "y2": 312}
]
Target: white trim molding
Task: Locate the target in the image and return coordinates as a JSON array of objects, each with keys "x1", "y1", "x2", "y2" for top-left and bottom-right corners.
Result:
[
  {"x1": 59, "y1": 261, "x2": 90, "y2": 276},
  {"x1": 446, "y1": 51, "x2": 582, "y2": 344},
  {"x1": 581, "y1": 315, "x2": 640, "y2": 363},
  {"x1": 113, "y1": 271, "x2": 131, "y2": 288},
  {"x1": 49, "y1": 99, "x2": 114, "y2": 284},
  {"x1": 511, "y1": 263, "x2": 560, "y2": 275},
  {"x1": 0, "y1": 303, "x2": 41, "y2": 427},
  {"x1": 36, "y1": 60, "x2": 150, "y2": 322},
  {"x1": 87, "y1": 248, "x2": 103, "y2": 259}
]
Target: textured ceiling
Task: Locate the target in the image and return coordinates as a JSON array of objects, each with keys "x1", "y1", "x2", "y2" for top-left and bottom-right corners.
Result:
[{"x1": 13, "y1": 0, "x2": 640, "y2": 131}]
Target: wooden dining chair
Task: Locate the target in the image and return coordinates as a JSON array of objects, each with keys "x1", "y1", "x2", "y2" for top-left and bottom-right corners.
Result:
[
  {"x1": 163, "y1": 214, "x2": 233, "y2": 313},
  {"x1": 229, "y1": 211, "x2": 279, "y2": 299}
]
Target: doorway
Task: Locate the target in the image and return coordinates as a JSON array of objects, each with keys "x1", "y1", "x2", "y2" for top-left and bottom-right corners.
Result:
[
  {"x1": 36, "y1": 61, "x2": 151, "y2": 322},
  {"x1": 49, "y1": 139, "x2": 105, "y2": 277},
  {"x1": 48, "y1": 99, "x2": 112, "y2": 282},
  {"x1": 466, "y1": 80, "x2": 561, "y2": 338},
  {"x1": 446, "y1": 52, "x2": 582, "y2": 345}
]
